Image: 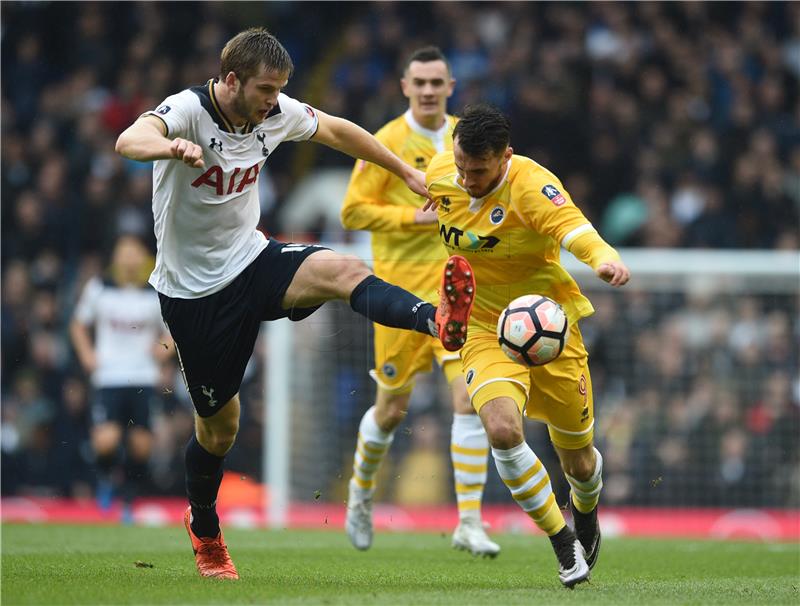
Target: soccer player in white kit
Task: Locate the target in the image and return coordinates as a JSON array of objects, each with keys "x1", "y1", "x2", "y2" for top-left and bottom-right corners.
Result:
[
  {"x1": 115, "y1": 28, "x2": 476, "y2": 580},
  {"x1": 70, "y1": 234, "x2": 171, "y2": 523}
]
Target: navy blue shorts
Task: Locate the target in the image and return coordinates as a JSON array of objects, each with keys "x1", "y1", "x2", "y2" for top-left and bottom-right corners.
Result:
[
  {"x1": 159, "y1": 240, "x2": 327, "y2": 417},
  {"x1": 92, "y1": 386, "x2": 154, "y2": 429}
]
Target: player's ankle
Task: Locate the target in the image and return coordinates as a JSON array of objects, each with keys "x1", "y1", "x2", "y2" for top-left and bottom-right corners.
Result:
[
  {"x1": 458, "y1": 510, "x2": 481, "y2": 524},
  {"x1": 348, "y1": 480, "x2": 374, "y2": 501},
  {"x1": 190, "y1": 508, "x2": 220, "y2": 538}
]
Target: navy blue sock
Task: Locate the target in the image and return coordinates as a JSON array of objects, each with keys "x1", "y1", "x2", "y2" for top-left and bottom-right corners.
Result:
[
  {"x1": 185, "y1": 435, "x2": 224, "y2": 538},
  {"x1": 349, "y1": 275, "x2": 436, "y2": 335}
]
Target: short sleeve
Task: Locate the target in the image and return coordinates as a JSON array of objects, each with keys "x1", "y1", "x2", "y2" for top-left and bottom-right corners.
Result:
[
  {"x1": 74, "y1": 277, "x2": 103, "y2": 325},
  {"x1": 142, "y1": 91, "x2": 197, "y2": 139},
  {"x1": 276, "y1": 93, "x2": 319, "y2": 142}
]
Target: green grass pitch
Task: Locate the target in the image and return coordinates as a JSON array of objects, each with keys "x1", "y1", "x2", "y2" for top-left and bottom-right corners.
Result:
[{"x1": 2, "y1": 524, "x2": 798, "y2": 605}]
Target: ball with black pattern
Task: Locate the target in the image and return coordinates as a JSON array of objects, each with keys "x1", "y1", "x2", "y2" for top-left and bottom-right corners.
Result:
[{"x1": 496, "y1": 294, "x2": 569, "y2": 366}]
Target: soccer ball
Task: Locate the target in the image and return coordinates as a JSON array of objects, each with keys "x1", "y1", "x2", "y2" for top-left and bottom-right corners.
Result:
[{"x1": 496, "y1": 294, "x2": 569, "y2": 366}]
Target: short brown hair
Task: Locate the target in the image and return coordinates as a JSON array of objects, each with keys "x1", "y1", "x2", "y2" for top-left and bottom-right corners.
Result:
[{"x1": 220, "y1": 28, "x2": 294, "y2": 83}]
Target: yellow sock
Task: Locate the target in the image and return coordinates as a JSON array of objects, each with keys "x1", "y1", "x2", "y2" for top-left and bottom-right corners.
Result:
[
  {"x1": 492, "y1": 442, "x2": 566, "y2": 536},
  {"x1": 451, "y1": 413, "x2": 489, "y2": 520},
  {"x1": 566, "y1": 448, "x2": 603, "y2": 513},
  {"x1": 351, "y1": 406, "x2": 393, "y2": 492}
]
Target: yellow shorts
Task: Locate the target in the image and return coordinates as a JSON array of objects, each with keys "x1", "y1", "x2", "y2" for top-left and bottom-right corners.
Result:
[
  {"x1": 371, "y1": 324, "x2": 461, "y2": 393},
  {"x1": 461, "y1": 321, "x2": 594, "y2": 450}
]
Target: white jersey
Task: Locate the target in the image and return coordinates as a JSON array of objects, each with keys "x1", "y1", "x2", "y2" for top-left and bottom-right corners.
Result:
[
  {"x1": 74, "y1": 277, "x2": 166, "y2": 388},
  {"x1": 144, "y1": 81, "x2": 319, "y2": 298}
]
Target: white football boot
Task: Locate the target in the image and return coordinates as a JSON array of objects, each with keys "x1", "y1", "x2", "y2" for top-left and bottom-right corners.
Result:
[
  {"x1": 550, "y1": 527, "x2": 590, "y2": 588},
  {"x1": 345, "y1": 480, "x2": 373, "y2": 551},
  {"x1": 452, "y1": 517, "x2": 501, "y2": 558}
]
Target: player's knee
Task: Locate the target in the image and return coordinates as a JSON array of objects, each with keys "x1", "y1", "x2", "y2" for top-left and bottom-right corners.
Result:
[
  {"x1": 451, "y1": 391, "x2": 473, "y2": 415},
  {"x1": 562, "y1": 452, "x2": 595, "y2": 480},
  {"x1": 127, "y1": 429, "x2": 152, "y2": 460},
  {"x1": 203, "y1": 431, "x2": 237, "y2": 456},
  {"x1": 335, "y1": 255, "x2": 371, "y2": 292},
  {"x1": 482, "y1": 416, "x2": 524, "y2": 449},
  {"x1": 376, "y1": 399, "x2": 408, "y2": 431},
  {"x1": 197, "y1": 421, "x2": 239, "y2": 456},
  {"x1": 92, "y1": 423, "x2": 122, "y2": 455},
  {"x1": 375, "y1": 389, "x2": 411, "y2": 431}
]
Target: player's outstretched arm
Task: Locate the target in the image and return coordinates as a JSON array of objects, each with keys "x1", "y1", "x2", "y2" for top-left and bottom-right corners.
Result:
[
  {"x1": 566, "y1": 229, "x2": 630, "y2": 287},
  {"x1": 115, "y1": 116, "x2": 204, "y2": 168},
  {"x1": 312, "y1": 111, "x2": 427, "y2": 198},
  {"x1": 340, "y1": 164, "x2": 436, "y2": 232}
]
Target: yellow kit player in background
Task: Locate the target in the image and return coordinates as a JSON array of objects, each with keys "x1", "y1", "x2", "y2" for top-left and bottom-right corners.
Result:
[
  {"x1": 341, "y1": 48, "x2": 499, "y2": 557},
  {"x1": 425, "y1": 104, "x2": 630, "y2": 588}
]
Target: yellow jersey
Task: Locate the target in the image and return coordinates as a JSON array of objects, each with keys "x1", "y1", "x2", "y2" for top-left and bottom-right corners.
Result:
[
  {"x1": 426, "y1": 152, "x2": 599, "y2": 331},
  {"x1": 341, "y1": 111, "x2": 458, "y2": 303}
]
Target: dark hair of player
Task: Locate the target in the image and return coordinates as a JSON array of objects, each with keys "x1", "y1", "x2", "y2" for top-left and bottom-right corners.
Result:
[
  {"x1": 403, "y1": 46, "x2": 451, "y2": 75},
  {"x1": 220, "y1": 28, "x2": 294, "y2": 83},
  {"x1": 453, "y1": 104, "x2": 511, "y2": 157}
]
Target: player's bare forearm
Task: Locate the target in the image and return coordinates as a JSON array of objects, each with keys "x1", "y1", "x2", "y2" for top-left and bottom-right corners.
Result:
[
  {"x1": 313, "y1": 112, "x2": 426, "y2": 196},
  {"x1": 115, "y1": 117, "x2": 204, "y2": 168}
]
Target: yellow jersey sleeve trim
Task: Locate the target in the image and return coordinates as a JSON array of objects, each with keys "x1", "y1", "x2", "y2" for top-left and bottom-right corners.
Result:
[{"x1": 566, "y1": 229, "x2": 621, "y2": 270}]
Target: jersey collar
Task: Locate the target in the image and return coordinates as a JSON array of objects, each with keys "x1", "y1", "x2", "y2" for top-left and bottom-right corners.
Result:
[
  {"x1": 194, "y1": 79, "x2": 255, "y2": 134},
  {"x1": 404, "y1": 110, "x2": 451, "y2": 153},
  {"x1": 453, "y1": 159, "x2": 512, "y2": 213}
]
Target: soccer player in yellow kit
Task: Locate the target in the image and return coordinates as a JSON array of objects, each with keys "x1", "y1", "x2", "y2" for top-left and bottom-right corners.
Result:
[
  {"x1": 341, "y1": 48, "x2": 499, "y2": 556},
  {"x1": 425, "y1": 104, "x2": 630, "y2": 588}
]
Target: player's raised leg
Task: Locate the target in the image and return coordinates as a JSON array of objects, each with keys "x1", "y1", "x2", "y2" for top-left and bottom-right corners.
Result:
[
  {"x1": 436, "y1": 255, "x2": 475, "y2": 351},
  {"x1": 480, "y1": 395, "x2": 589, "y2": 588},
  {"x1": 447, "y1": 372, "x2": 499, "y2": 557},
  {"x1": 183, "y1": 395, "x2": 240, "y2": 579},
  {"x1": 556, "y1": 444, "x2": 603, "y2": 570},
  {"x1": 345, "y1": 389, "x2": 408, "y2": 550},
  {"x1": 282, "y1": 250, "x2": 475, "y2": 352}
]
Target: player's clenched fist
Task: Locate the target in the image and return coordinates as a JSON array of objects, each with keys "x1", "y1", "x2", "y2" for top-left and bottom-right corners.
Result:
[
  {"x1": 596, "y1": 260, "x2": 630, "y2": 287},
  {"x1": 170, "y1": 138, "x2": 205, "y2": 168}
]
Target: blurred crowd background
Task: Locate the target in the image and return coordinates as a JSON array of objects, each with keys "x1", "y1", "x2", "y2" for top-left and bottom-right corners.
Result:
[{"x1": 2, "y1": 2, "x2": 798, "y2": 508}]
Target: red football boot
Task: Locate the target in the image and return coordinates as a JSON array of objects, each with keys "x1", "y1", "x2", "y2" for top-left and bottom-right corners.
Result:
[
  {"x1": 184, "y1": 507, "x2": 239, "y2": 580},
  {"x1": 435, "y1": 255, "x2": 476, "y2": 352}
]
